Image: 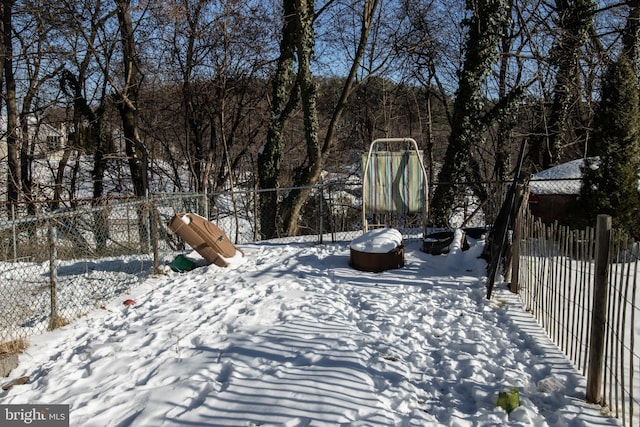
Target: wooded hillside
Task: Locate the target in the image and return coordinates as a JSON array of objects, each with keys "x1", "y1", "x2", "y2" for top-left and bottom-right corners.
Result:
[{"x1": 1, "y1": 0, "x2": 638, "y2": 232}]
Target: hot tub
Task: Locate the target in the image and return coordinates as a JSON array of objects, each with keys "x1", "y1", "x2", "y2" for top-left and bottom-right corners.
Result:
[{"x1": 349, "y1": 228, "x2": 404, "y2": 273}]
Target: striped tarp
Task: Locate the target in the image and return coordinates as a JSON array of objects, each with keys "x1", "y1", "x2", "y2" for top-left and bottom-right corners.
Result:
[{"x1": 362, "y1": 150, "x2": 426, "y2": 214}]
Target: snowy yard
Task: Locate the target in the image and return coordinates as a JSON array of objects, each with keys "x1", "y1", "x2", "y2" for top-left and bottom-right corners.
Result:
[{"x1": 1, "y1": 235, "x2": 620, "y2": 426}]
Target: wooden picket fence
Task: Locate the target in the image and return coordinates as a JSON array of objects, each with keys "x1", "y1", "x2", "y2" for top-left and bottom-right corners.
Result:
[{"x1": 511, "y1": 207, "x2": 640, "y2": 426}]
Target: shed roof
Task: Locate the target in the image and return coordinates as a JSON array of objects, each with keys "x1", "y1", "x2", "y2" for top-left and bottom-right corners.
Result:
[
  {"x1": 529, "y1": 157, "x2": 640, "y2": 195},
  {"x1": 529, "y1": 158, "x2": 590, "y2": 195}
]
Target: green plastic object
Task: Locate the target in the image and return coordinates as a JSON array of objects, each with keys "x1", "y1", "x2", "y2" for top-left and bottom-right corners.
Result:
[
  {"x1": 496, "y1": 387, "x2": 520, "y2": 414},
  {"x1": 170, "y1": 254, "x2": 197, "y2": 272}
]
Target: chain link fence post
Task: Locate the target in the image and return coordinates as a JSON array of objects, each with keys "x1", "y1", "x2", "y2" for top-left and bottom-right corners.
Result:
[
  {"x1": 151, "y1": 200, "x2": 160, "y2": 274},
  {"x1": 48, "y1": 222, "x2": 59, "y2": 330},
  {"x1": 318, "y1": 182, "x2": 324, "y2": 244},
  {"x1": 203, "y1": 187, "x2": 209, "y2": 220},
  {"x1": 11, "y1": 204, "x2": 17, "y2": 260}
]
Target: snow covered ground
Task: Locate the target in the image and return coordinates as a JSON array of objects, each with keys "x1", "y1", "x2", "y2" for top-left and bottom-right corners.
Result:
[{"x1": 1, "y1": 233, "x2": 620, "y2": 426}]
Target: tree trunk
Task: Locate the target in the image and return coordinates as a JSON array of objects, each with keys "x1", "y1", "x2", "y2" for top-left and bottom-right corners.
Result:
[
  {"x1": 257, "y1": 0, "x2": 297, "y2": 239},
  {"x1": 115, "y1": 0, "x2": 149, "y2": 251},
  {"x1": 19, "y1": 82, "x2": 39, "y2": 216},
  {"x1": 92, "y1": 123, "x2": 110, "y2": 253},
  {"x1": 278, "y1": 0, "x2": 381, "y2": 237},
  {"x1": 429, "y1": 0, "x2": 510, "y2": 226},
  {"x1": 181, "y1": 2, "x2": 209, "y2": 194},
  {"x1": 2, "y1": 0, "x2": 20, "y2": 217},
  {"x1": 278, "y1": 0, "x2": 319, "y2": 236},
  {"x1": 495, "y1": 7, "x2": 514, "y2": 183},
  {"x1": 543, "y1": 0, "x2": 595, "y2": 167},
  {"x1": 115, "y1": 0, "x2": 148, "y2": 199}
]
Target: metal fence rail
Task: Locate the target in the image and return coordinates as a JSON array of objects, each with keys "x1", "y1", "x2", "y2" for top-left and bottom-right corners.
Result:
[
  {"x1": 0, "y1": 197, "x2": 175, "y2": 349},
  {"x1": 0, "y1": 185, "x2": 352, "y2": 349},
  {"x1": 0, "y1": 180, "x2": 503, "y2": 354}
]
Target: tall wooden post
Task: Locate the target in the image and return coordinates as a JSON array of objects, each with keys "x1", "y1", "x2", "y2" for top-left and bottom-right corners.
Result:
[
  {"x1": 509, "y1": 184, "x2": 524, "y2": 293},
  {"x1": 586, "y1": 214, "x2": 611, "y2": 404}
]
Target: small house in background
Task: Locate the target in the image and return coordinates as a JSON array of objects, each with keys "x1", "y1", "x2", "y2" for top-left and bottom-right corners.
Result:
[
  {"x1": 529, "y1": 157, "x2": 640, "y2": 224},
  {"x1": 0, "y1": 115, "x2": 68, "y2": 161},
  {"x1": 528, "y1": 158, "x2": 588, "y2": 224}
]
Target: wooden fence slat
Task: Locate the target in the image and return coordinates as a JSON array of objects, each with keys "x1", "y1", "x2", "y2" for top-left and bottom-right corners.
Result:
[
  {"x1": 585, "y1": 225, "x2": 595, "y2": 376},
  {"x1": 547, "y1": 223, "x2": 555, "y2": 336},
  {"x1": 561, "y1": 224, "x2": 569, "y2": 354},
  {"x1": 569, "y1": 229, "x2": 578, "y2": 365},
  {"x1": 619, "y1": 238, "x2": 631, "y2": 426}
]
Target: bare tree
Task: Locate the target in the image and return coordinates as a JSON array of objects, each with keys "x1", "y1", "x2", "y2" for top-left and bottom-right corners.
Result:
[
  {"x1": 113, "y1": 0, "x2": 148, "y2": 199},
  {"x1": 147, "y1": 0, "x2": 272, "y2": 196},
  {"x1": 11, "y1": 3, "x2": 64, "y2": 213},
  {"x1": 259, "y1": 0, "x2": 382, "y2": 238},
  {"x1": 530, "y1": 0, "x2": 596, "y2": 168},
  {"x1": 52, "y1": 1, "x2": 116, "y2": 205},
  {"x1": 162, "y1": 0, "x2": 213, "y2": 194},
  {"x1": 2, "y1": 0, "x2": 20, "y2": 217},
  {"x1": 429, "y1": 0, "x2": 512, "y2": 226},
  {"x1": 393, "y1": 0, "x2": 464, "y2": 185},
  {"x1": 257, "y1": 0, "x2": 299, "y2": 239},
  {"x1": 112, "y1": 0, "x2": 149, "y2": 250}
]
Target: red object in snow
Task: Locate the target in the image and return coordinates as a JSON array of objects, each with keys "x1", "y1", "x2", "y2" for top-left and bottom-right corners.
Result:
[{"x1": 123, "y1": 299, "x2": 136, "y2": 306}]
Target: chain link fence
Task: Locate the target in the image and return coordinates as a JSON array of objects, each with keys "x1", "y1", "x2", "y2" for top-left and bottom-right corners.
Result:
[
  {"x1": 0, "y1": 194, "x2": 204, "y2": 351},
  {"x1": 1, "y1": 180, "x2": 507, "y2": 352}
]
